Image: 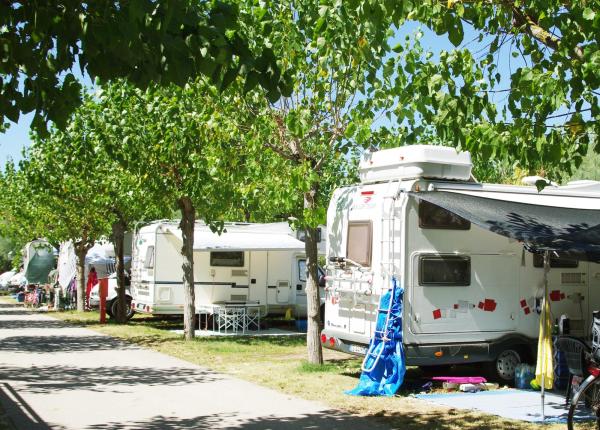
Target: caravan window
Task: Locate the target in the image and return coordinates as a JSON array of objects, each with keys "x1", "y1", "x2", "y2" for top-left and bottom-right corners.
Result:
[
  {"x1": 299, "y1": 259, "x2": 307, "y2": 282},
  {"x1": 532, "y1": 253, "x2": 579, "y2": 268},
  {"x1": 210, "y1": 251, "x2": 244, "y2": 267},
  {"x1": 419, "y1": 200, "x2": 470, "y2": 230},
  {"x1": 346, "y1": 221, "x2": 372, "y2": 267},
  {"x1": 419, "y1": 255, "x2": 470, "y2": 286},
  {"x1": 144, "y1": 246, "x2": 155, "y2": 269},
  {"x1": 297, "y1": 260, "x2": 324, "y2": 282}
]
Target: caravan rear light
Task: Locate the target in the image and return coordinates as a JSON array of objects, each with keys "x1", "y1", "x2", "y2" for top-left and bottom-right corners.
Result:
[
  {"x1": 589, "y1": 366, "x2": 600, "y2": 377},
  {"x1": 329, "y1": 337, "x2": 336, "y2": 347},
  {"x1": 321, "y1": 334, "x2": 327, "y2": 344}
]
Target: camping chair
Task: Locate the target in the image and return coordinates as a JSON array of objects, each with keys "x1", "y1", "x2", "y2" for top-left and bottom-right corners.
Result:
[
  {"x1": 555, "y1": 336, "x2": 591, "y2": 405},
  {"x1": 214, "y1": 306, "x2": 246, "y2": 333}
]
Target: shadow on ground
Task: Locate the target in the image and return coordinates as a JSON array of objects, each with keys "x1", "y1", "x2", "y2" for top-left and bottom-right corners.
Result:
[
  {"x1": 0, "y1": 319, "x2": 73, "y2": 330},
  {"x1": 0, "y1": 335, "x2": 137, "y2": 353},
  {"x1": 0, "y1": 365, "x2": 221, "y2": 395},
  {"x1": 82, "y1": 409, "x2": 527, "y2": 430},
  {"x1": 0, "y1": 382, "x2": 60, "y2": 430}
]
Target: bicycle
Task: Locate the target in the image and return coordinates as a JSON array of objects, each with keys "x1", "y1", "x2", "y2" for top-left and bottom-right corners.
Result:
[{"x1": 568, "y1": 311, "x2": 600, "y2": 430}]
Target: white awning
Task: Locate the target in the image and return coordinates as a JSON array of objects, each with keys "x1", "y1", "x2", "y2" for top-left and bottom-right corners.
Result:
[{"x1": 164, "y1": 225, "x2": 306, "y2": 252}]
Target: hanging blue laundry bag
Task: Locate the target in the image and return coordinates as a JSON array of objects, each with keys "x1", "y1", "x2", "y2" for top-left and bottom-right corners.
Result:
[{"x1": 346, "y1": 277, "x2": 406, "y2": 396}]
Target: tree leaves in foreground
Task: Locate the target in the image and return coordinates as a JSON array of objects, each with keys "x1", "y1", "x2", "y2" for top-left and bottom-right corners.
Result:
[
  {"x1": 0, "y1": 0, "x2": 290, "y2": 135},
  {"x1": 381, "y1": 1, "x2": 599, "y2": 181}
]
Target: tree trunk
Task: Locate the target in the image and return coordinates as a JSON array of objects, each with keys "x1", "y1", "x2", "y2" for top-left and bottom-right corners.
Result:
[
  {"x1": 112, "y1": 216, "x2": 127, "y2": 323},
  {"x1": 304, "y1": 188, "x2": 323, "y2": 365},
  {"x1": 178, "y1": 196, "x2": 196, "y2": 340},
  {"x1": 75, "y1": 243, "x2": 89, "y2": 312}
]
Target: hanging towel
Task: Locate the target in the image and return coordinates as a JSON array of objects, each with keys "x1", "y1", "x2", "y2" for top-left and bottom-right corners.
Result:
[{"x1": 534, "y1": 296, "x2": 554, "y2": 390}]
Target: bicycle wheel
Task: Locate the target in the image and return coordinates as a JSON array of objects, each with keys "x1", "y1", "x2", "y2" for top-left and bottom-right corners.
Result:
[{"x1": 569, "y1": 375, "x2": 600, "y2": 430}]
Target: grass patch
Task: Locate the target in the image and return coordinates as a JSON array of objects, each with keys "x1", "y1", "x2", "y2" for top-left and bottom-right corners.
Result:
[
  {"x1": 2, "y1": 296, "x2": 563, "y2": 430},
  {"x1": 298, "y1": 360, "x2": 357, "y2": 374}
]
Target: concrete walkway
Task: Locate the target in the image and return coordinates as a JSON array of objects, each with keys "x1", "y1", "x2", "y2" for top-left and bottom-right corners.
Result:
[{"x1": 0, "y1": 302, "x2": 384, "y2": 429}]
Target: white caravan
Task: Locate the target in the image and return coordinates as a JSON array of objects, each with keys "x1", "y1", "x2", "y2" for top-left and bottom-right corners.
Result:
[
  {"x1": 322, "y1": 145, "x2": 600, "y2": 381},
  {"x1": 130, "y1": 221, "x2": 325, "y2": 318}
]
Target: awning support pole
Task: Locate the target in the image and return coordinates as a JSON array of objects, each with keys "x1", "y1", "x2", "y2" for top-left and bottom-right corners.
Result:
[{"x1": 541, "y1": 250, "x2": 550, "y2": 422}]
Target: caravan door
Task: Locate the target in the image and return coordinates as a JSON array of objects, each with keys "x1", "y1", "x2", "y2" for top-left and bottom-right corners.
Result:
[{"x1": 410, "y1": 253, "x2": 519, "y2": 334}]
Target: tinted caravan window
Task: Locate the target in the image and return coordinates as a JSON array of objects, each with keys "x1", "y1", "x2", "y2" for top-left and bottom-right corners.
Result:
[
  {"x1": 419, "y1": 255, "x2": 471, "y2": 286},
  {"x1": 419, "y1": 200, "x2": 470, "y2": 230},
  {"x1": 346, "y1": 221, "x2": 372, "y2": 267},
  {"x1": 532, "y1": 253, "x2": 579, "y2": 268},
  {"x1": 210, "y1": 251, "x2": 244, "y2": 267}
]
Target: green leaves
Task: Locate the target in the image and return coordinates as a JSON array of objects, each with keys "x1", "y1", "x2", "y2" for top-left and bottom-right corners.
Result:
[{"x1": 583, "y1": 8, "x2": 596, "y2": 21}]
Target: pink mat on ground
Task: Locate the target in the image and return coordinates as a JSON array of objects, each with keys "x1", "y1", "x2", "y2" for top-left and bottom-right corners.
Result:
[{"x1": 431, "y1": 376, "x2": 487, "y2": 384}]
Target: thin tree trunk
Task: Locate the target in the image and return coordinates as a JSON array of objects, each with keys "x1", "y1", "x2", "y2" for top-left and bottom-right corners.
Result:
[
  {"x1": 178, "y1": 196, "x2": 196, "y2": 340},
  {"x1": 112, "y1": 216, "x2": 127, "y2": 323},
  {"x1": 304, "y1": 187, "x2": 323, "y2": 365},
  {"x1": 75, "y1": 243, "x2": 89, "y2": 312}
]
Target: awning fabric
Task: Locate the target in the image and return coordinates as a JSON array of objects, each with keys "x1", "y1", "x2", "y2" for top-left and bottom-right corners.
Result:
[
  {"x1": 411, "y1": 189, "x2": 600, "y2": 260},
  {"x1": 164, "y1": 226, "x2": 306, "y2": 252}
]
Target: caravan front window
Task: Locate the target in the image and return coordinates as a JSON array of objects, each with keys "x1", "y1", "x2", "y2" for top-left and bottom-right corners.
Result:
[
  {"x1": 346, "y1": 221, "x2": 372, "y2": 267},
  {"x1": 419, "y1": 200, "x2": 470, "y2": 230},
  {"x1": 144, "y1": 246, "x2": 155, "y2": 269},
  {"x1": 419, "y1": 255, "x2": 470, "y2": 286},
  {"x1": 210, "y1": 251, "x2": 244, "y2": 267}
]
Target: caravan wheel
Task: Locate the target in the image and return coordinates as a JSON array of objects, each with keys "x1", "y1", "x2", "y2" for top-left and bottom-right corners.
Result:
[
  {"x1": 492, "y1": 349, "x2": 521, "y2": 382},
  {"x1": 109, "y1": 297, "x2": 135, "y2": 321}
]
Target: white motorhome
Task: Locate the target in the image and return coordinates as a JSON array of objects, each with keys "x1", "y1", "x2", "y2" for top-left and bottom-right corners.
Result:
[
  {"x1": 322, "y1": 145, "x2": 600, "y2": 381},
  {"x1": 130, "y1": 221, "x2": 325, "y2": 318}
]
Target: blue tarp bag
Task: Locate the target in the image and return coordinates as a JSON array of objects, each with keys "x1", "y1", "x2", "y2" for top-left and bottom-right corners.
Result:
[{"x1": 346, "y1": 277, "x2": 406, "y2": 396}]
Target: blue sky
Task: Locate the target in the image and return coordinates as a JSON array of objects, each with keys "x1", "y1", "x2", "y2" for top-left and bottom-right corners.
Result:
[{"x1": 0, "y1": 21, "x2": 515, "y2": 167}]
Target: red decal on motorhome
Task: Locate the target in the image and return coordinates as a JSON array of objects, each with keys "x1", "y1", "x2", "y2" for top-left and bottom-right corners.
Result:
[
  {"x1": 432, "y1": 309, "x2": 442, "y2": 320},
  {"x1": 520, "y1": 299, "x2": 527, "y2": 308},
  {"x1": 550, "y1": 290, "x2": 563, "y2": 302},
  {"x1": 524, "y1": 307, "x2": 531, "y2": 315},
  {"x1": 484, "y1": 299, "x2": 497, "y2": 312}
]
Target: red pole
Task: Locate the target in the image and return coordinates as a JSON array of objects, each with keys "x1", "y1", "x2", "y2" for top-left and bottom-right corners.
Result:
[{"x1": 99, "y1": 278, "x2": 109, "y2": 324}]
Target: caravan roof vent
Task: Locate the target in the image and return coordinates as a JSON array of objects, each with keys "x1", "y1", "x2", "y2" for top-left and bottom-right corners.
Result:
[{"x1": 359, "y1": 145, "x2": 472, "y2": 184}]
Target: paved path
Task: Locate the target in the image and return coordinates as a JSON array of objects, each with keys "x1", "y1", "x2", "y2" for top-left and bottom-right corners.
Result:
[{"x1": 0, "y1": 302, "x2": 386, "y2": 430}]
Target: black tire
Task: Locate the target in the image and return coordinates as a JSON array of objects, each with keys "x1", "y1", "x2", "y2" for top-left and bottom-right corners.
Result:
[
  {"x1": 108, "y1": 296, "x2": 135, "y2": 321},
  {"x1": 490, "y1": 349, "x2": 522, "y2": 383},
  {"x1": 568, "y1": 375, "x2": 600, "y2": 430},
  {"x1": 106, "y1": 300, "x2": 115, "y2": 317}
]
